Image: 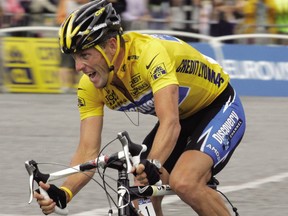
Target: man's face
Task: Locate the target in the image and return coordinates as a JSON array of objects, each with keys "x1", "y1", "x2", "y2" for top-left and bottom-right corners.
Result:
[{"x1": 72, "y1": 47, "x2": 110, "y2": 89}]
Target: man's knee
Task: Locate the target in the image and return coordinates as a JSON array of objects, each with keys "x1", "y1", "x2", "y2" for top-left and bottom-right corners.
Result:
[{"x1": 170, "y1": 174, "x2": 196, "y2": 196}]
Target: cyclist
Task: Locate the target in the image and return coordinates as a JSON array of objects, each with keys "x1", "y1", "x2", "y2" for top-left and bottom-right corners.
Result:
[{"x1": 34, "y1": 0, "x2": 246, "y2": 215}]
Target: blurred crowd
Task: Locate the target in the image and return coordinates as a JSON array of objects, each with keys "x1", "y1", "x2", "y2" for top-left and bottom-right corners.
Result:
[
  {"x1": 0, "y1": 0, "x2": 287, "y2": 93},
  {"x1": 0, "y1": 0, "x2": 288, "y2": 43}
]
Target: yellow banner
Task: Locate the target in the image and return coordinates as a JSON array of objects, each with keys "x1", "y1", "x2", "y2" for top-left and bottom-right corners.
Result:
[{"x1": 3, "y1": 37, "x2": 62, "y2": 93}]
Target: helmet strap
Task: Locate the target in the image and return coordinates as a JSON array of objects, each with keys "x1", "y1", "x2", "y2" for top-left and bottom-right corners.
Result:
[{"x1": 95, "y1": 34, "x2": 121, "y2": 73}]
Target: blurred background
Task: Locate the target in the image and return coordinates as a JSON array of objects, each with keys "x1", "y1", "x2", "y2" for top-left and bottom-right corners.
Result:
[
  {"x1": 0, "y1": 1, "x2": 288, "y2": 216},
  {"x1": 1, "y1": 0, "x2": 288, "y2": 39},
  {"x1": 0, "y1": 0, "x2": 287, "y2": 96}
]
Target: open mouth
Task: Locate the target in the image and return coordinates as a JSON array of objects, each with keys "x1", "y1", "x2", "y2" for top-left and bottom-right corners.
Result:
[{"x1": 88, "y1": 72, "x2": 97, "y2": 79}]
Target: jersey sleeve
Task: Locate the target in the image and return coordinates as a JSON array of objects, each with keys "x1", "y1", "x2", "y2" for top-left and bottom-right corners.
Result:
[
  {"x1": 77, "y1": 75, "x2": 104, "y2": 120},
  {"x1": 139, "y1": 40, "x2": 179, "y2": 93}
]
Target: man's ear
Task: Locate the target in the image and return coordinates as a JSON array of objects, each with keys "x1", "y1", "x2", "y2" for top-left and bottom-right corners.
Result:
[{"x1": 107, "y1": 37, "x2": 118, "y2": 55}]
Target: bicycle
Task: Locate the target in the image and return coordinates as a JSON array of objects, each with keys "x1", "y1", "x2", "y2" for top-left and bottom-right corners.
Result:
[{"x1": 25, "y1": 131, "x2": 239, "y2": 216}]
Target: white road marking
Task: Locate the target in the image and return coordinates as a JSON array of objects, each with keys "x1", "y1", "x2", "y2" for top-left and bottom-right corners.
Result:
[
  {"x1": 1, "y1": 173, "x2": 287, "y2": 216},
  {"x1": 70, "y1": 172, "x2": 288, "y2": 216}
]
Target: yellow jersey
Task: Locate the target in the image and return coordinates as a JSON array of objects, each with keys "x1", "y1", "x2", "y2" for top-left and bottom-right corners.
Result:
[{"x1": 77, "y1": 32, "x2": 230, "y2": 120}]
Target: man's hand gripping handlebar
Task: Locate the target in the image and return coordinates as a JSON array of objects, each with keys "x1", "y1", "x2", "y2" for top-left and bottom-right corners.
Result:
[
  {"x1": 25, "y1": 160, "x2": 70, "y2": 215},
  {"x1": 118, "y1": 131, "x2": 162, "y2": 186},
  {"x1": 24, "y1": 131, "x2": 159, "y2": 215}
]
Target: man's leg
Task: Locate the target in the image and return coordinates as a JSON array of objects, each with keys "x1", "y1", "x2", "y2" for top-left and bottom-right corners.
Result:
[
  {"x1": 149, "y1": 168, "x2": 170, "y2": 216},
  {"x1": 169, "y1": 150, "x2": 231, "y2": 216}
]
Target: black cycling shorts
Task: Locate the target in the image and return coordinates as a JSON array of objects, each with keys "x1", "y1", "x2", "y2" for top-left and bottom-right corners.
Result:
[{"x1": 141, "y1": 83, "x2": 246, "y2": 175}]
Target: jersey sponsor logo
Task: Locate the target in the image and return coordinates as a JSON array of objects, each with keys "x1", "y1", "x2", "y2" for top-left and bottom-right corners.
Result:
[
  {"x1": 176, "y1": 59, "x2": 224, "y2": 87},
  {"x1": 131, "y1": 82, "x2": 149, "y2": 97},
  {"x1": 150, "y1": 64, "x2": 167, "y2": 80},
  {"x1": 118, "y1": 87, "x2": 189, "y2": 114},
  {"x1": 78, "y1": 97, "x2": 86, "y2": 107},
  {"x1": 146, "y1": 53, "x2": 159, "y2": 69},
  {"x1": 118, "y1": 91, "x2": 156, "y2": 115},
  {"x1": 212, "y1": 111, "x2": 243, "y2": 146},
  {"x1": 127, "y1": 55, "x2": 139, "y2": 60},
  {"x1": 199, "y1": 126, "x2": 222, "y2": 162},
  {"x1": 138, "y1": 186, "x2": 150, "y2": 194},
  {"x1": 198, "y1": 127, "x2": 222, "y2": 162},
  {"x1": 129, "y1": 98, "x2": 155, "y2": 114},
  {"x1": 206, "y1": 143, "x2": 221, "y2": 162},
  {"x1": 130, "y1": 74, "x2": 142, "y2": 87},
  {"x1": 110, "y1": 99, "x2": 128, "y2": 110},
  {"x1": 130, "y1": 74, "x2": 150, "y2": 97},
  {"x1": 105, "y1": 89, "x2": 119, "y2": 106},
  {"x1": 104, "y1": 88, "x2": 128, "y2": 109}
]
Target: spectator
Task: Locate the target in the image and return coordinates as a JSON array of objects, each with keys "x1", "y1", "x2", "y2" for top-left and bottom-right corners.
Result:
[
  {"x1": 241, "y1": 0, "x2": 278, "y2": 43},
  {"x1": 209, "y1": 0, "x2": 245, "y2": 43},
  {"x1": 29, "y1": 0, "x2": 58, "y2": 14},
  {"x1": 56, "y1": 0, "x2": 90, "y2": 25},
  {"x1": 2, "y1": 0, "x2": 26, "y2": 34},
  {"x1": 241, "y1": 0, "x2": 257, "y2": 34},
  {"x1": 19, "y1": 0, "x2": 32, "y2": 14},
  {"x1": 0, "y1": 4, "x2": 3, "y2": 92},
  {"x1": 29, "y1": 0, "x2": 58, "y2": 28},
  {"x1": 170, "y1": 0, "x2": 202, "y2": 41},
  {"x1": 56, "y1": 0, "x2": 90, "y2": 93},
  {"x1": 274, "y1": 0, "x2": 288, "y2": 44},
  {"x1": 107, "y1": 0, "x2": 126, "y2": 15},
  {"x1": 18, "y1": 0, "x2": 32, "y2": 35},
  {"x1": 147, "y1": 0, "x2": 171, "y2": 30},
  {"x1": 198, "y1": 0, "x2": 213, "y2": 36},
  {"x1": 170, "y1": 0, "x2": 186, "y2": 32},
  {"x1": 0, "y1": 3, "x2": 3, "y2": 28},
  {"x1": 121, "y1": 0, "x2": 149, "y2": 30},
  {"x1": 262, "y1": 1, "x2": 278, "y2": 34}
]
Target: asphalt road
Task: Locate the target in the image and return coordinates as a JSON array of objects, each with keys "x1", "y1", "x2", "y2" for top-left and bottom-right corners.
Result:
[{"x1": 0, "y1": 93, "x2": 288, "y2": 216}]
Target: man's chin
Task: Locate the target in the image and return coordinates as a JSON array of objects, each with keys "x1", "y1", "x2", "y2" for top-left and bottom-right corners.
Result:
[{"x1": 92, "y1": 81, "x2": 107, "y2": 89}]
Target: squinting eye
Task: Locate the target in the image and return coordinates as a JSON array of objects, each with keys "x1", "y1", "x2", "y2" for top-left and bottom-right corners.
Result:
[{"x1": 81, "y1": 53, "x2": 89, "y2": 60}]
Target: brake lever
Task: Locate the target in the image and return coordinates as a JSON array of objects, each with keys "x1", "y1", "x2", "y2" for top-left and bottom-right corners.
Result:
[
  {"x1": 25, "y1": 160, "x2": 36, "y2": 204},
  {"x1": 117, "y1": 131, "x2": 147, "y2": 173},
  {"x1": 24, "y1": 160, "x2": 68, "y2": 215},
  {"x1": 118, "y1": 132, "x2": 133, "y2": 173},
  {"x1": 25, "y1": 160, "x2": 50, "y2": 202}
]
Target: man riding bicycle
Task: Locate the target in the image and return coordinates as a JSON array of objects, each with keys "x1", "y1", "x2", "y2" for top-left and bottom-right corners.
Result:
[{"x1": 34, "y1": 0, "x2": 246, "y2": 215}]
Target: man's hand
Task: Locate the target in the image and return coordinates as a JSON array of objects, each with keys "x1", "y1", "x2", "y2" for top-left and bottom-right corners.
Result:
[
  {"x1": 34, "y1": 182, "x2": 67, "y2": 215},
  {"x1": 134, "y1": 159, "x2": 162, "y2": 185}
]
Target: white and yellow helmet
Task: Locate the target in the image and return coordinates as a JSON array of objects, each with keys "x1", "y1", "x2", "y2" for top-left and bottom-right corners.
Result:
[{"x1": 59, "y1": 0, "x2": 122, "y2": 54}]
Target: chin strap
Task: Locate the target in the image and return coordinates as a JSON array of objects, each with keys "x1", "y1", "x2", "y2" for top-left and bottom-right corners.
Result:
[{"x1": 95, "y1": 34, "x2": 121, "y2": 72}]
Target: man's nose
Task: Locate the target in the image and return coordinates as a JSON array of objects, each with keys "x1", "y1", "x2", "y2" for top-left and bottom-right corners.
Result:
[{"x1": 75, "y1": 59, "x2": 85, "y2": 72}]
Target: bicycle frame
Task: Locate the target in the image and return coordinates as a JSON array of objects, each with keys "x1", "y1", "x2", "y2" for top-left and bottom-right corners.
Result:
[
  {"x1": 25, "y1": 131, "x2": 221, "y2": 216},
  {"x1": 25, "y1": 131, "x2": 176, "y2": 215}
]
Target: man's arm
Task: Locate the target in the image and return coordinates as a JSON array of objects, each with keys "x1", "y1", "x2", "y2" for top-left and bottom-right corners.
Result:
[
  {"x1": 148, "y1": 84, "x2": 181, "y2": 164},
  {"x1": 61, "y1": 115, "x2": 103, "y2": 201},
  {"x1": 134, "y1": 84, "x2": 180, "y2": 185},
  {"x1": 35, "y1": 115, "x2": 103, "y2": 210}
]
